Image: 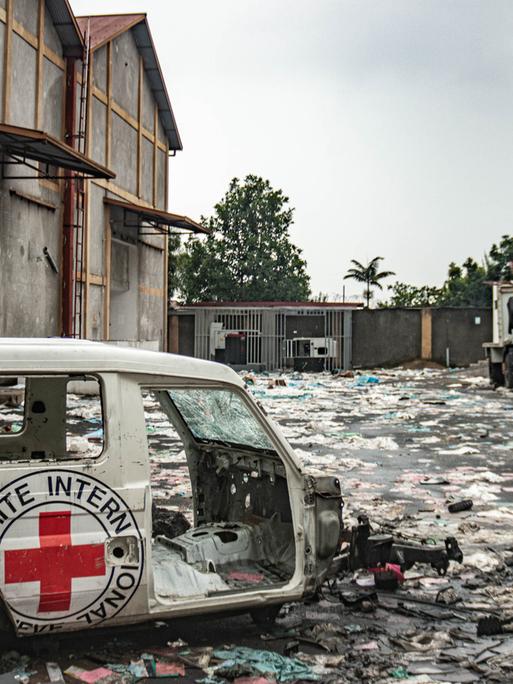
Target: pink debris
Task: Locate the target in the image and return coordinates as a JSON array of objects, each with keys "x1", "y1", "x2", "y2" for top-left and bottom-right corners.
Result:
[
  {"x1": 155, "y1": 662, "x2": 185, "y2": 677},
  {"x1": 369, "y1": 563, "x2": 405, "y2": 584},
  {"x1": 227, "y1": 570, "x2": 265, "y2": 583},
  {"x1": 65, "y1": 667, "x2": 120, "y2": 684}
]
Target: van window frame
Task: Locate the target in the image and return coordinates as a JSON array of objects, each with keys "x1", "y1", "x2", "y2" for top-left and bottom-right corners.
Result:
[
  {"x1": 0, "y1": 372, "x2": 106, "y2": 463},
  {"x1": 139, "y1": 380, "x2": 279, "y2": 454}
]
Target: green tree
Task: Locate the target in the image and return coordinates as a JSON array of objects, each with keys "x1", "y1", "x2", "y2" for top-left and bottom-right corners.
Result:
[
  {"x1": 177, "y1": 175, "x2": 311, "y2": 302},
  {"x1": 381, "y1": 260, "x2": 489, "y2": 308},
  {"x1": 487, "y1": 235, "x2": 513, "y2": 281},
  {"x1": 382, "y1": 282, "x2": 443, "y2": 307},
  {"x1": 433, "y1": 237, "x2": 513, "y2": 306},
  {"x1": 378, "y1": 235, "x2": 513, "y2": 310},
  {"x1": 343, "y1": 257, "x2": 395, "y2": 308},
  {"x1": 437, "y1": 257, "x2": 489, "y2": 306}
]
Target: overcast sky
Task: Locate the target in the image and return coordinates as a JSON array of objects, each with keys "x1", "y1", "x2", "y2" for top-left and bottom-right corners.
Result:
[{"x1": 71, "y1": 0, "x2": 513, "y2": 300}]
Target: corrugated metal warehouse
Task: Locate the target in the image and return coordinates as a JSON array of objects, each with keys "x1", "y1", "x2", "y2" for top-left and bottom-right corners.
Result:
[{"x1": 0, "y1": 1, "x2": 205, "y2": 349}]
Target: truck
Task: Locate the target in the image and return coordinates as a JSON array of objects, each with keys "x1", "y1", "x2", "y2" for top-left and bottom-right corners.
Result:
[{"x1": 483, "y1": 282, "x2": 513, "y2": 387}]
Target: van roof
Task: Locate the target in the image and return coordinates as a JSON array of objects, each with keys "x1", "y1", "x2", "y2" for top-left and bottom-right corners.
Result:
[{"x1": 0, "y1": 339, "x2": 242, "y2": 385}]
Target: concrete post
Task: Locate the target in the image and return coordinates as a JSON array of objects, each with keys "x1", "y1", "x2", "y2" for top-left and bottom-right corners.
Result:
[
  {"x1": 168, "y1": 313, "x2": 179, "y2": 354},
  {"x1": 421, "y1": 308, "x2": 433, "y2": 360}
]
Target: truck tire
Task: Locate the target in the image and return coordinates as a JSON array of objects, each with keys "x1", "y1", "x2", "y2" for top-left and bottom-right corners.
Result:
[
  {"x1": 489, "y1": 360, "x2": 505, "y2": 388},
  {"x1": 505, "y1": 350, "x2": 513, "y2": 389}
]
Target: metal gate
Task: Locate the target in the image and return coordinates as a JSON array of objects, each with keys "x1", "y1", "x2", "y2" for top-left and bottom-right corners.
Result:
[{"x1": 189, "y1": 306, "x2": 354, "y2": 372}]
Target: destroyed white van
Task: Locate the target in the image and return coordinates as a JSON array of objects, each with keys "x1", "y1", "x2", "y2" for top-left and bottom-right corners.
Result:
[{"x1": 0, "y1": 339, "x2": 342, "y2": 637}]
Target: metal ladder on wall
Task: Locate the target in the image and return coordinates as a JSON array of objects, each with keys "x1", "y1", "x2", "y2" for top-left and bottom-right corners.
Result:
[{"x1": 71, "y1": 23, "x2": 90, "y2": 338}]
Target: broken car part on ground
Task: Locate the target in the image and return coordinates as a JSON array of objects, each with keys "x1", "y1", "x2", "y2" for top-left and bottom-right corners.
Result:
[{"x1": 0, "y1": 340, "x2": 511, "y2": 682}]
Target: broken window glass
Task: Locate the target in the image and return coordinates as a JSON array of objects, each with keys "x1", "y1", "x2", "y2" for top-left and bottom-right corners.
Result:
[{"x1": 168, "y1": 388, "x2": 274, "y2": 450}]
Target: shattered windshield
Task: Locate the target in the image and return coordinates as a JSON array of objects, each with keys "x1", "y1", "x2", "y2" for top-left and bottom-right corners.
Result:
[{"x1": 167, "y1": 388, "x2": 274, "y2": 450}]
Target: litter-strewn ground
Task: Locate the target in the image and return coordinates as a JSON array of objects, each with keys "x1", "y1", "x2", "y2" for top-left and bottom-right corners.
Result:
[
  {"x1": 3, "y1": 362, "x2": 513, "y2": 683},
  {"x1": 241, "y1": 362, "x2": 513, "y2": 682}
]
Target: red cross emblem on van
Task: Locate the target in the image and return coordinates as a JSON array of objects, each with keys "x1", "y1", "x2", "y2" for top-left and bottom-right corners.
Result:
[{"x1": 4, "y1": 510, "x2": 106, "y2": 613}]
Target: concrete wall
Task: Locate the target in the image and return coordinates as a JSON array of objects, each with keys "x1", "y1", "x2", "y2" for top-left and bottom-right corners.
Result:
[
  {"x1": 431, "y1": 307, "x2": 491, "y2": 367},
  {"x1": 0, "y1": 185, "x2": 62, "y2": 336},
  {"x1": 352, "y1": 307, "x2": 492, "y2": 368},
  {"x1": 111, "y1": 31, "x2": 138, "y2": 119},
  {"x1": 0, "y1": 0, "x2": 65, "y2": 337},
  {"x1": 86, "y1": 27, "x2": 170, "y2": 349},
  {"x1": 352, "y1": 309, "x2": 421, "y2": 368},
  {"x1": 10, "y1": 33, "x2": 36, "y2": 127},
  {"x1": 109, "y1": 239, "x2": 138, "y2": 340},
  {"x1": 14, "y1": 0, "x2": 38, "y2": 34},
  {"x1": 170, "y1": 306, "x2": 492, "y2": 370},
  {"x1": 42, "y1": 57, "x2": 64, "y2": 137},
  {"x1": 138, "y1": 243, "x2": 165, "y2": 342}
]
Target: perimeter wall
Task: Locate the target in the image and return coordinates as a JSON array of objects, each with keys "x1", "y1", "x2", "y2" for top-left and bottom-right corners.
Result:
[
  {"x1": 170, "y1": 306, "x2": 493, "y2": 369},
  {"x1": 351, "y1": 307, "x2": 492, "y2": 368}
]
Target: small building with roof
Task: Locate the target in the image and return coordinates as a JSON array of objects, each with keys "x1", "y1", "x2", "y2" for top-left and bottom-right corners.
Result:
[{"x1": 169, "y1": 301, "x2": 364, "y2": 372}]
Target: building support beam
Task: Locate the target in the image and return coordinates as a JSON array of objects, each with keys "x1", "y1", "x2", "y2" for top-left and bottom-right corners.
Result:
[
  {"x1": 83, "y1": 50, "x2": 94, "y2": 338},
  {"x1": 105, "y1": 41, "x2": 112, "y2": 167},
  {"x1": 35, "y1": 0, "x2": 44, "y2": 128},
  {"x1": 136, "y1": 56, "x2": 143, "y2": 198},
  {"x1": 152, "y1": 103, "x2": 157, "y2": 207},
  {"x1": 2, "y1": 0, "x2": 12, "y2": 122},
  {"x1": 62, "y1": 57, "x2": 77, "y2": 337},
  {"x1": 103, "y1": 203, "x2": 111, "y2": 340}
]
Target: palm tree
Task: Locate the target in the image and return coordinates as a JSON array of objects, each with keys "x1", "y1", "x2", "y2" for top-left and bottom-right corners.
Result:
[{"x1": 344, "y1": 257, "x2": 395, "y2": 308}]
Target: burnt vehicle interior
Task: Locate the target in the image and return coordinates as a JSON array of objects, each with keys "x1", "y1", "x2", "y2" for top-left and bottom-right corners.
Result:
[{"x1": 142, "y1": 386, "x2": 297, "y2": 602}]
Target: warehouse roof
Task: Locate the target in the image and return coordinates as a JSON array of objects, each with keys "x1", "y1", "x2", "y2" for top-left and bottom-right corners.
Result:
[
  {"x1": 46, "y1": 0, "x2": 84, "y2": 56},
  {"x1": 0, "y1": 123, "x2": 115, "y2": 179},
  {"x1": 76, "y1": 13, "x2": 145, "y2": 50},
  {"x1": 76, "y1": 14, "x2": 182, "y2": 151},
  {"x1": 104, "y1": 197, "x2": 209, "y2": 235},
  {"x1": 178, "y1": 301, "x2": 364, "y2": 309}
]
